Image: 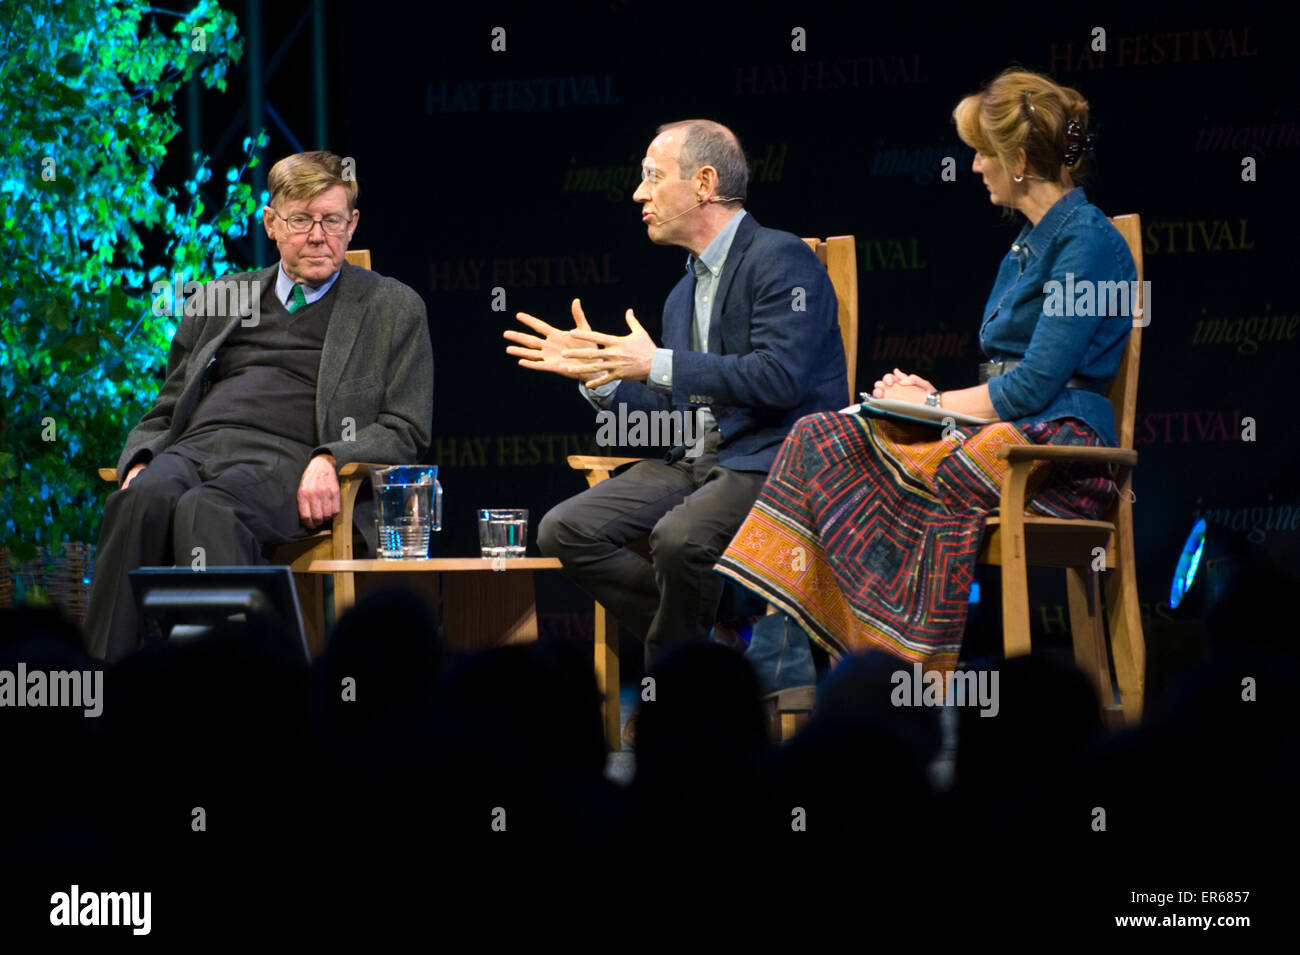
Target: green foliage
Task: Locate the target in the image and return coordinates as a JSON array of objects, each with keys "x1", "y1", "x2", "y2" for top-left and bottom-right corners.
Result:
[{"x1": 0, "y1": 0, "x2": 265, "y2": 560}]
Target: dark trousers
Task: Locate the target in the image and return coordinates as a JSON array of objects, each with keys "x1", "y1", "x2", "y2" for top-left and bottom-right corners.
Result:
[
  {"x1": 83, "y1": 429, "x2": 313, "y2": 662},
  {"x1": 537, "y1": 433, "x2": 766, "y2": 668}
]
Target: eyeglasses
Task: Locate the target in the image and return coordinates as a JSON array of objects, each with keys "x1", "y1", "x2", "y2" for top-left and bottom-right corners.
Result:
[
  {"x1": 641, "y1": 160, "x2": 669, "y2": 186},
  {"x1": 272, "y1": 209, "x2": 354, "y2": 235}
]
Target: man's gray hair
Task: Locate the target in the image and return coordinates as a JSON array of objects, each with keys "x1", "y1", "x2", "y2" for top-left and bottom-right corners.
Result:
[{"x1": 656, "y1": 119, "x2": 748, "y2": 203}]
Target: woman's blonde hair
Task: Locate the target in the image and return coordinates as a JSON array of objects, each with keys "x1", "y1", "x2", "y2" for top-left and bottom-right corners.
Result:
[
  {"x1": 953, "y1": 69, "x2": 1091, "y2": 183},
  {"x1": 267, "y1": 150, "x2": 358, "y2": 210}
]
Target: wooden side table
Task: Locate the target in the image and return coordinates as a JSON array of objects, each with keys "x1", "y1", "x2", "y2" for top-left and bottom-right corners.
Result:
[{"x1": 307, "y1": 557, "x2": 563, "y2": 650}]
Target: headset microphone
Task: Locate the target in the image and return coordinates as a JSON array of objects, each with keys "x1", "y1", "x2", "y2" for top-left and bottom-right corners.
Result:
[
  {"x1": 651, "y1": 199, "x2": 707, "y2": 226},
  {"x1": 649, "y1": 195, "x2": 745, "y2": 226}
]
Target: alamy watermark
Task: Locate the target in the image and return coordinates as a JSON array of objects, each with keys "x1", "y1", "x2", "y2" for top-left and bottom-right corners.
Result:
[
  {"x1": 595, "y1": 406, "x2": 704, "y2": 447},
  {"x1": 1043, "y1": 273, "x2": 1151, "y2": 327},
  {"x1": 891, "y1": 662, "x2": 999, "y2": 717},
  {"x1": 50, "y1": 885, "x2": 151, "y2": 935},
  {"x1": 151, "y1": 276, "x2": 262, "y2": 327},
  {"x1": 0, "y1": 664, "x2": 103, "y2": 717}
]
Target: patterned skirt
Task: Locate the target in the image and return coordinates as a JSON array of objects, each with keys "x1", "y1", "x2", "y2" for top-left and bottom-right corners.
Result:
[{"x1": 714, "y1": 411, "x2": 1115, "y2": 671}]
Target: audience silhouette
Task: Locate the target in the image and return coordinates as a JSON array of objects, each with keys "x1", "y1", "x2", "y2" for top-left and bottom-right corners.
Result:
[{"x1": 1, "y1": 571, "x2": 1292, "y2": 925}]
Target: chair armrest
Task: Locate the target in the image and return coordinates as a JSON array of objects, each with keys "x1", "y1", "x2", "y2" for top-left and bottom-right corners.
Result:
[
  {"x1": 338, "y1": 462, "x2": 382, "y2": 479},
  {"x1": 998, "y1": 446, "x2": 1138, "y2": 467},
  {"x1": 996, "y1": 444, "x2": 1137, "y2": 561},
  {"x1": 336, "y1": 463, "x2": 372, "y2": 513},
  {"x1": 566, "y1": 454, "x2": 645, "y2": 488},
  {"x1": 566, "y1": 455, "x2": 644, "y2": 471},
  {"x1": 98, "y1": 468, "x2": 118, "y2": 483},
  {"x1": 331, "y1": 463, "x2": 388, "y2": 557},
  {"x1": 335, "y1": 463, "x2": 391, "y2": 512}
]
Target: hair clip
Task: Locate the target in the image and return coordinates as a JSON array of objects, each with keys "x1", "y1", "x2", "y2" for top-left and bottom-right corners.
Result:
[
  {"x1": 1022, "y1": 90, "x2": 1036, "y2": 116},
  {"x1": 1063, "y1": 119, "x2": 1094, "y2": 167}
]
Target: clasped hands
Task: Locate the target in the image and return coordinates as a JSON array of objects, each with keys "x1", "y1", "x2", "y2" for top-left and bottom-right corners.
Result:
[
  {"x1": 872, "y1": 367, "x2": 937, "y2": 405},
  {"x1": 504, "y1": 298, "x2": 656, "y2": 388}
]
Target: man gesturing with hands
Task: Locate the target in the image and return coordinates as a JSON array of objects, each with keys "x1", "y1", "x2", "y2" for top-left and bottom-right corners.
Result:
[{"x1": 505, "y1": 120, "x2": 847, "y2": 691}]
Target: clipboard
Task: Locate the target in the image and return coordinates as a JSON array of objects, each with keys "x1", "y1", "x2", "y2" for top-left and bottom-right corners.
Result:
[{"x1": 841, "y1": 394, "x2": 993, "y2": 428}]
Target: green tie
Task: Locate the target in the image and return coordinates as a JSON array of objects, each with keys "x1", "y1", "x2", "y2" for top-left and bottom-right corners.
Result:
[{"x1": 286, "y1": 283, "x2": 307, "y2": 313}]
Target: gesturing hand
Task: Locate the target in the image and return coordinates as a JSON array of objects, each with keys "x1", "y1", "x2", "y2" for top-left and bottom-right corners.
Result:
[
  {"x1": 562, "y1": 309, "x2": 657, "y2": 387},
  {"x1": 505, "y1": 298, "x2": 603, "y2": 380},
  {"x1": 298, "y1": 453, "x2": 340, "y2": 529}
]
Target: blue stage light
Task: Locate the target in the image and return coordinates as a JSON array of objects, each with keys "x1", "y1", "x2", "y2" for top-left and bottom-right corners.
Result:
[{"x1": 1169, "y1": 519, "x2": 1207, "y2": 610}]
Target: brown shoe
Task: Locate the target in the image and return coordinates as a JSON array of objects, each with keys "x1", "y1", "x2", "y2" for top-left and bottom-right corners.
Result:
[{"x1": 621, "y1": 713, "x2": 638, "y2": 750}]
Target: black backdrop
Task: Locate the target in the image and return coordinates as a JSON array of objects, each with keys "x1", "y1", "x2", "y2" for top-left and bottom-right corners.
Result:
[{"x1": 285, "y1": 1, "x2": 1297, "y2": 677}]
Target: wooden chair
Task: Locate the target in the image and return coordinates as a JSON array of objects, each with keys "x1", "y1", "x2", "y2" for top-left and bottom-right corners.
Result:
[
  {"x1": 97, "y1": 249, "x2": 379, "y2": 657},
  {"x1": 566, "y1": 235, "x2": 859, "y2": 750},
  {"x1": 980, "y1": 214, "x2": 1146, "y2": 728}
]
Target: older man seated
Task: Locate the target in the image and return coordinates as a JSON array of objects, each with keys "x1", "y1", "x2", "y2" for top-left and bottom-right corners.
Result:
[{"x1": 85, "y1": 151, "x2": 434, "y2": 662}]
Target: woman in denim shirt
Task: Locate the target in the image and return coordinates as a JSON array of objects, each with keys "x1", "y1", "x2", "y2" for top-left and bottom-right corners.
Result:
[{"x1": 716, "y1": 69, "x2": 1135, "y2": 690}]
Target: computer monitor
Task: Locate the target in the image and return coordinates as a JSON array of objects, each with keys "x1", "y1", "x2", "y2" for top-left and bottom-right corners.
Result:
[{"x1": 129, "y1": 566, "x2": 311, "y2": 664}]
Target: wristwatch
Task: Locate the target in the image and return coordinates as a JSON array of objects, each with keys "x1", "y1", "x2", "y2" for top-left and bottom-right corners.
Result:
[{"x1": 925, "y1": 391, "x2": 942, "y2": 409}]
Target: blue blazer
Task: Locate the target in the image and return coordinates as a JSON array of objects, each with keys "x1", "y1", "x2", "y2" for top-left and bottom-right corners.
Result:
[{"x1": 612, "y1": 213, "x2": 848, "y2": 472}]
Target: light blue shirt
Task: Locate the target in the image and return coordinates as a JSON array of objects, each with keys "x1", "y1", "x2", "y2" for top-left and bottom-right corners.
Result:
[
  {"x1": 276, "y1": 262, "x2": 341, "y2": 310},
  {"x1": 580, "y1": 209, "x2": 749, "y2": 453}
]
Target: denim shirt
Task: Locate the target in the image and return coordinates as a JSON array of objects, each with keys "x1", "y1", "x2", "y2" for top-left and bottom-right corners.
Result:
[{"x1": 980, "y1": 188, "x2": 1136, "y2": 447}]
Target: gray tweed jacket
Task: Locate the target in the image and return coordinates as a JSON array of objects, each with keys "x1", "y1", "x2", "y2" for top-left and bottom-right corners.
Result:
[{"x1": 118, "y1": 261, "x2": 434, "y2": 555}]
